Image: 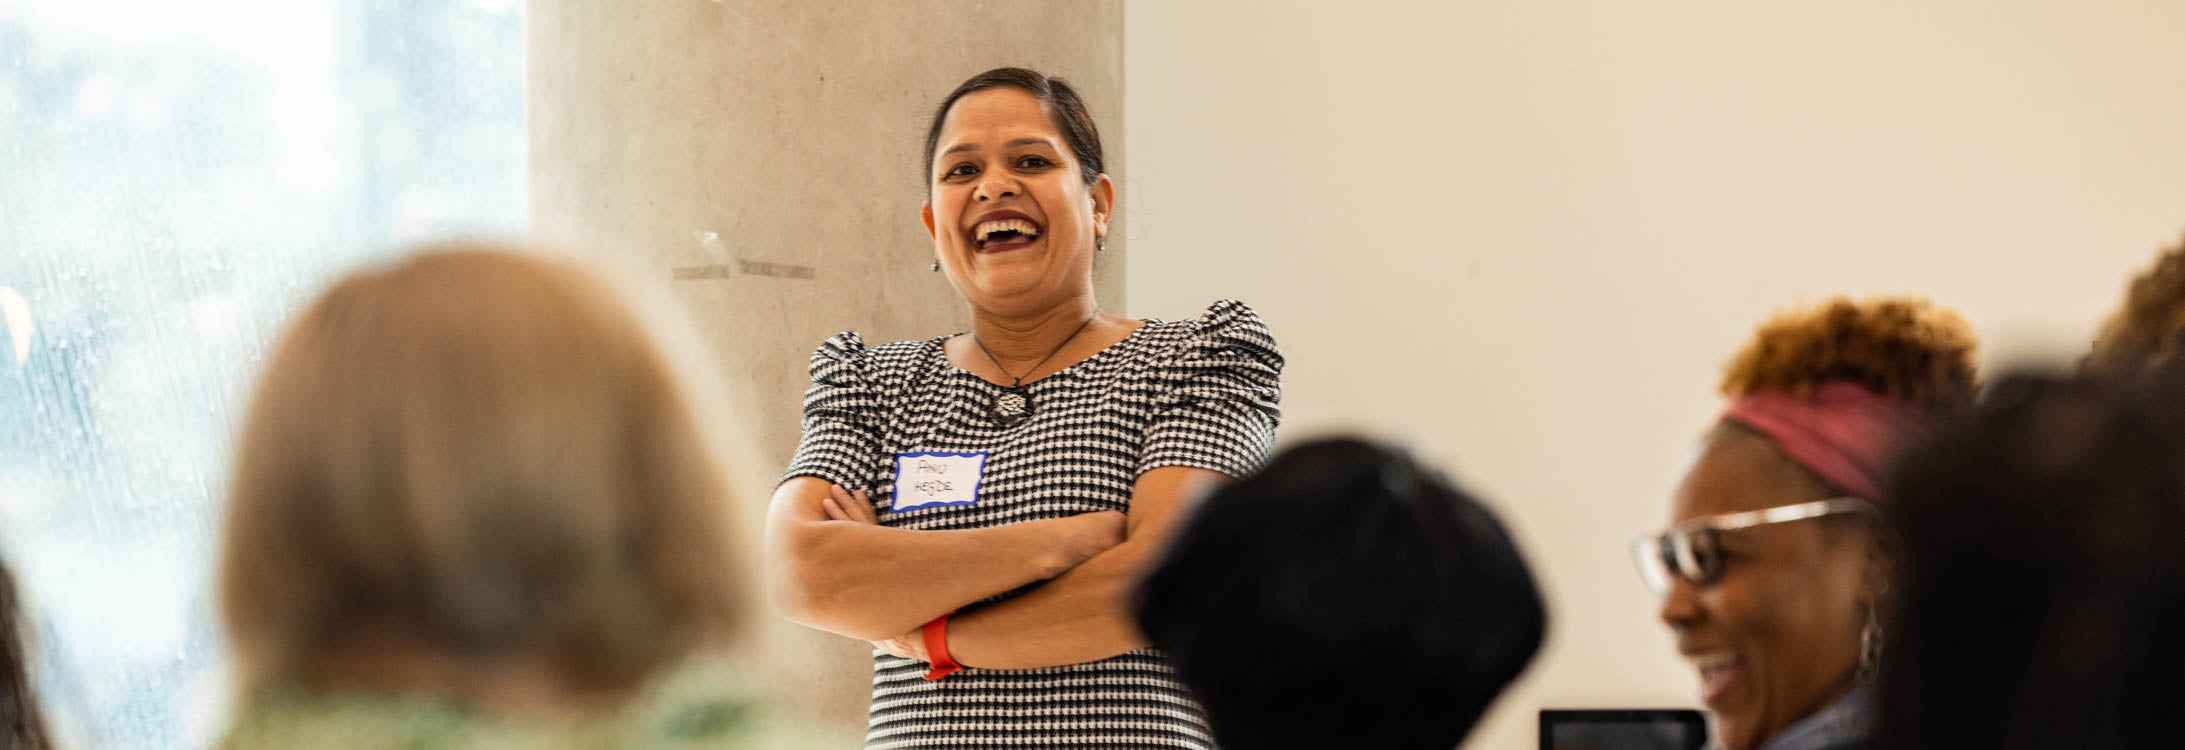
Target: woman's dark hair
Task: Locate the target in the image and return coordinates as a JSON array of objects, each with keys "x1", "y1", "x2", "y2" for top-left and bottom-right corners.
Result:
[
  {"x1": 0, "y1": 558, "x2": 49, "y2": 749},
  {"x1": 1879, "y1": 372, "x2": 2185, "y2": 749},
  {"x1": 1135, "y1": 437, "x2": 1547, "y2": 750},
  {"x1": 922, "y1": 67, "x2": 1106, "y2": 189}
]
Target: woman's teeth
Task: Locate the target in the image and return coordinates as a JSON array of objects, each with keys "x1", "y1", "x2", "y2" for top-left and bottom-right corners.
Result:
[
  {"x1": 974, "y1": 219, "x2": 1041, "y2": 245},
  {"x1": 1689, "y1": 651, "x2": 1740, "y2": 671},
  {"x1": 1690, "y1": 651, "x2": 1744, "y2": 704}
]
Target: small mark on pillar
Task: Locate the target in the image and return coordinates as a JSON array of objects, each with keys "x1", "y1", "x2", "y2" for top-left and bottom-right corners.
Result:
[
  {"x1": 672, "y1": 265, "x2": 734, "y2": 281},
  {"x1": 672, "y1": 261, "x2": 816, "y2": 282},
  {"x1": 678, "y1": 229, "x2": 815, "y2": 281}
]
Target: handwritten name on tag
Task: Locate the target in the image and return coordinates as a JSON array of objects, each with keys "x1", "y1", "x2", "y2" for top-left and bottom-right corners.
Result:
[{"x1": 891, "y1": 452, "x2": 987, "y2": 512}]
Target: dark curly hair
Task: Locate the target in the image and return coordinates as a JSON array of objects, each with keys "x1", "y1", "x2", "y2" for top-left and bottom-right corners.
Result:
[{"x1": 1720, "y1": 296, "x2": 1980, "y2": 416}]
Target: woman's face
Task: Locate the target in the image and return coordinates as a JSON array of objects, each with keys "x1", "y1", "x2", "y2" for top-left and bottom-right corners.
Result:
[
  {"x1": 922, "y1": 87, "x2": 1112, "y2": 316},
  {"x1": 1660, "y1": 428, "x2": 1872, "y2": 750}
]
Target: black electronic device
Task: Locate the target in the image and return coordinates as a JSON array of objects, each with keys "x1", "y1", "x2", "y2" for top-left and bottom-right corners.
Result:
[{"x1": 1539, "y1": 709, "x2": 1707, "y2": 750}]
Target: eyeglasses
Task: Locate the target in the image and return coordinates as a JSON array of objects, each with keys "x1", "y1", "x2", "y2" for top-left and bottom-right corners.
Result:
[{"x1": 1629, "y1": 498, "x2": 1876, "y2": 596}]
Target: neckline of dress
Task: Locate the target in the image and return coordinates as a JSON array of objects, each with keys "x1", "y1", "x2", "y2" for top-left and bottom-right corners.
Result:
[{"x1": 933, "y1": 318, "x2": 1159, "y2": 390}]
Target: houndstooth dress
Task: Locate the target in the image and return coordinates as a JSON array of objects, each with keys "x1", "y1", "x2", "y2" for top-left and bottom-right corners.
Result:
[{"x1": 783, "y1": 300, "x2": 1283, "y2": 749}]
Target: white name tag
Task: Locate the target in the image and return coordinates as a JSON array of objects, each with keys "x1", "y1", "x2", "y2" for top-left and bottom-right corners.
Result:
[{"x1": 891, "y1": 451, "x2": 987, "y2": 512}]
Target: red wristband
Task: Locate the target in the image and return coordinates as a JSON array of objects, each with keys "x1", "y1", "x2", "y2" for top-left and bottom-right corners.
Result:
[{"x1": 922, "y1": 614, "x2": 962, "y2": 681}]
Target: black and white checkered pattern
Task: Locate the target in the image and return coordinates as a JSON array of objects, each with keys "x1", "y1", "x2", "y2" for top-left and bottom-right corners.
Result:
[{"x1": 785, "y1": 299, "x2": 1282, "y2": 749}]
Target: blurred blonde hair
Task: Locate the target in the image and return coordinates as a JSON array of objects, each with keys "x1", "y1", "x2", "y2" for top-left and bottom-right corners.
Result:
[{"x1": 219, "y1": 244, "x2": 743, "y2": 702}]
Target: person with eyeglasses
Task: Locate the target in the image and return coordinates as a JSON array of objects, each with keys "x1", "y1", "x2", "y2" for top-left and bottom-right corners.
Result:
[{"x1": 1630, "y1": 297, "x2": 1977, "y2": 750}]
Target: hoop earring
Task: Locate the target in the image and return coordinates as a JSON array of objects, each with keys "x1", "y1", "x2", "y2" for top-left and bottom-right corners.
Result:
[{"x1": 1856, "y1": 588, "x2": 1887, "y2": 682}]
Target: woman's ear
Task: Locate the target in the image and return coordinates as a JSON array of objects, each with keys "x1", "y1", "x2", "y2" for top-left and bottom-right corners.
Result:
[
  {"x1": 921, "y1": 202, "x2": 938, "y2": 241},
  {"x1": 1089, "y1": 173, "x2": 1115, "y2": 239}
]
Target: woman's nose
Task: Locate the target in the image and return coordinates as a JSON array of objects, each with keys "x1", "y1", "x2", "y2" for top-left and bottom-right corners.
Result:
[
  {"x1": 974, "y1": 174, "x2": 1018, "y2": 202},
  {"x1": 1658, "y1": 577, "x2": 1703, "y2": 627}
]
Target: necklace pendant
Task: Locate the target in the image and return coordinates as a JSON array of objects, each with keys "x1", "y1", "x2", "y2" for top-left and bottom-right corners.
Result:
[{"x1": 993, "y1": 386, "x2": 1033, "y2": 426}]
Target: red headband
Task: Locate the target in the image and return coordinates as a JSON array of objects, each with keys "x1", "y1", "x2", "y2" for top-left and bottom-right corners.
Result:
[{"x1": 1719, "y1": 381, "x2": 1930, "y2": 503}]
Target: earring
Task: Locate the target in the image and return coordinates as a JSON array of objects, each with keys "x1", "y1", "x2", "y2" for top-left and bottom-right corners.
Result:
[
  {"x1": 1096, "y1": 236, "x2": 1107, "y2": 252},
  {"x1": 930, "y1": 261, "x2": 940, "y2": 272},
  {"x1": 1856, "y1": 588, "x2": 1887, "y2": 683}
]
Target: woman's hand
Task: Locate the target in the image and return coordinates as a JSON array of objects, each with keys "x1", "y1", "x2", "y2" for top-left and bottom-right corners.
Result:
[
  {"x1": 872, "y1": 628, "x2": 928, "y2": 662},
  {"x1": 819, "y1": 484, "x2": 878, "y2": 525},
  {"x1": 1050, "y1": 510, "x2": 1127, "y2": 574},
  {"x1": 767, "y1": 477, "x2": 1129, "y2": 641},
  {"x1": 821, "y1": 484, "x2": 1124, "y2": 663}
]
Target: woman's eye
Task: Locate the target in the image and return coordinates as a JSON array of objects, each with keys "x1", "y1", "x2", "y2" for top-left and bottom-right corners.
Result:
[
  {"x1": 945, "y1": 164, "x2": 977, "y2": 178},
  {"x1": 1017, "y1": 156, "x2": 1051, "y2": 169}
]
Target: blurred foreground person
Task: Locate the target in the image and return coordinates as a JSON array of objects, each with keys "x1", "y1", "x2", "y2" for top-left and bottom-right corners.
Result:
[
  {"x1": 1880, "y1": 373, "x2": 2185, "y2": 749},
  {"x1": 216, "y1": 246, "x2": 823, "y2": 748},
  {"x1": 2085, "y1": 231, "x2": 2185, "y2": 378},
  {"x1": 1135, "y1": 437, "x2": 1545, "y2": 750},
  {"x1": 1633, "y1": 297, "x2": 1977, "y2": 750},
  {"x1": 0, "y1": 558, "x2": 49, "y2": 750}
]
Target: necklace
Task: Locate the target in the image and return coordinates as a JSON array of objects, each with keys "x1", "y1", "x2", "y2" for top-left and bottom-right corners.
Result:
[{"x1": 972, "y1": 314, "x2": 1098, "y2": 427}]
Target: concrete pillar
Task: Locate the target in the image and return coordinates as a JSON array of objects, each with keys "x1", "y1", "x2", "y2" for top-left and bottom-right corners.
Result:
[{"x1": 528, "y1": 0, "x2": 1124, "y2": 731}]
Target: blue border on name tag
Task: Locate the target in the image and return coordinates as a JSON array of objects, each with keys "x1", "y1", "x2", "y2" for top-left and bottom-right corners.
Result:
[{"x1": 891, "y1": 451, "x2": 987, "y2": 512}]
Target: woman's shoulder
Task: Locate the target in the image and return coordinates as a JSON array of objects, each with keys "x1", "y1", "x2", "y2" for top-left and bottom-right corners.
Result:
[
  {"x1": 810, "y1": 331, "x2": 941, "y2": 363},
  {"x1": 624, "y1": 660, "x2": 858, "y2": 749},
  {"x1": 806, "y1": 331, "x2": 947, "y2": 386},
  {"x1": 216, "y1": 690, "x2": 478, "y2": 750},
  {"x1": 219, "y1": 663, "x2": 851, "y2": 750},
  {"x1": 1141, "y1": 299, "x2": 1281, "y2": 367},
  {"x1": 1140, "y1": 300, "x2": 1273, "y2": 342}
]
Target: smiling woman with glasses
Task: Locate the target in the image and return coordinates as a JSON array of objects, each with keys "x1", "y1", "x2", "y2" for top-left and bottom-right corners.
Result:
[
  {"x1": 1635, "y1": 297, "x2": 1977, "y2": 750},
  {"x1": 1633, "y1": 498, "x2": 1877, "y2": 596}
]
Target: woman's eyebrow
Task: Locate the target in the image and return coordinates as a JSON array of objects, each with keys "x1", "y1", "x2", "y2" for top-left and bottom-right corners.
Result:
[{"x1": 944, "y1": 137, "x2": 1056, "y2": 157}]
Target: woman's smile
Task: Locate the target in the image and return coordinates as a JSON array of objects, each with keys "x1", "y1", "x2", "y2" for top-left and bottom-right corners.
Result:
[
  {"x1": 969, "y1": 209, "x2": 1044, "y2": 254},
  {"x1": 1685, "y1": 648, "x2": 1749, "y2": 709}
]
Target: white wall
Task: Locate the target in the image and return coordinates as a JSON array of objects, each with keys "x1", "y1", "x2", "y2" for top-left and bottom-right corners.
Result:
[{"x1": 1124, "y1": 2, "x2": 2185, "y2": 747}]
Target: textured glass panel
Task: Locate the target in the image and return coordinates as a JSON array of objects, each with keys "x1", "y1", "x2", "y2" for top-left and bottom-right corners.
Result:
[{"x1": 0, "y1": 1, "x2": 523, "y2": 746}]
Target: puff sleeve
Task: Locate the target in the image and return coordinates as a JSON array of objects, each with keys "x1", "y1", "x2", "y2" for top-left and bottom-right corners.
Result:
[
  {"x1": 781, "y1": 332, "x2": 882, "y2": 490},
  {"x1": 1137, "y1": 300, "x2": 1285, "y2": 479}
]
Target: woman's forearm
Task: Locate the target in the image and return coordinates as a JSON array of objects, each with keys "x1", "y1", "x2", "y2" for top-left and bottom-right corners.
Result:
[
  {"x1": 939, "y1": 466, "x2": 1224, "y2": 669},
  {"x1": 765, "y1": 477, "x2": 1117, "y2": 640},
  {"x1": 942, "y1": 538, "x2": 1154, "y2": 669}
]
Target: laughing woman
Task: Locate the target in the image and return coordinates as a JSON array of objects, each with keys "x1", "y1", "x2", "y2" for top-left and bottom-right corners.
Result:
[
  {"x1": 1631, "y1": 297, "x2": 1977, "y2": 750},
  {"x1": 764, "y1": 68, "x2": 1282, "y2": 749}
]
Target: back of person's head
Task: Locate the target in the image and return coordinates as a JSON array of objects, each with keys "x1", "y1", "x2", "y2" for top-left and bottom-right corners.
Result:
[
  {"x1": 2088, "y1": 231, "x2": 2185, "y2": 377},
  {"x1": 1135, "y1": 437, "x2": 1547, "y2": 750},
  {"x1": 0, "y1": 558, "x2": 48, "y2": 749},
  {"x1": 219, "y1": 245, "x2": 743, "y2": 709},
  {"x1": 1880, "y1": 372, "x2": 2185, "y2": 750}
]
